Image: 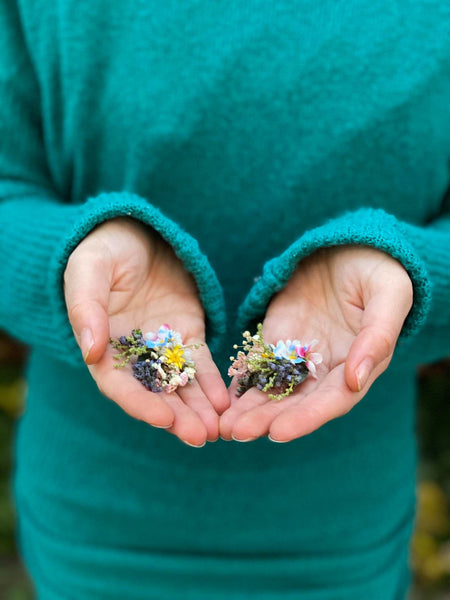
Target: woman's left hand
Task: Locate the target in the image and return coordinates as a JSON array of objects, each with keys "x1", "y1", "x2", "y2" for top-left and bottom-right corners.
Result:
[{"x1": 220, "y1": 246, "x2": 413, "y2": 442}]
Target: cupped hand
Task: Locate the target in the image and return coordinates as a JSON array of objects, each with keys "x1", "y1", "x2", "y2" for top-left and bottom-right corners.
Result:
[
  {"x1": 220, "y1": 246, "x2": 413, "y2": 443},
  {"x1": 64, "y1": 217, "x2": 229, "y2": 447}
]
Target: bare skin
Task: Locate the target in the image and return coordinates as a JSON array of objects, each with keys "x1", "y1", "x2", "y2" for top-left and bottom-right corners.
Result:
[
  {"x1": 65, "y1": 221, "x2": 413, "y2": 446},
  {"x1": 64, "y1": 217, "x2": 229, "y2": 448},
  {"x1": 220, "y1": 246, "x2": 413, "y2": 443}
]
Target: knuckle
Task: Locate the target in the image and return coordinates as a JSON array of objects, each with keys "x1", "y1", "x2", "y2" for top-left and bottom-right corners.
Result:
[
  {"x1": 375, "y1": 327, "x2": 395, "y2": 359},
  {"x1": 67, "y1": 300, "x2": 86, "y2": 325},
  {"x1": 363, "y1": 324, "x2": 395, "y2": 361},
  {"x1": 302, "y1": 402, "x2": 328, "y2": 425}
]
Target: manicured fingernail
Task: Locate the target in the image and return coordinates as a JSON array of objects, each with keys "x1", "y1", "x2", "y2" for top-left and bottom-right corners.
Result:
[
  {"x1": 232, "y1": 434, "x2": 257, "y2": 442},
  {"x1": 152, "y1": 423, "x2": 173, "y2": 430},
  {"x1": 181, "y1": 439, "x2": 206, "y2": 448},
  {"x1": 81, "y1": 328, "x2": 94, "y2": 361},
  {"x1": 268, "y1": 434, "x2": 288, "y2": 443},
  {"x1": 356, "y1": 358, "x2": 373, "y2": 392}
]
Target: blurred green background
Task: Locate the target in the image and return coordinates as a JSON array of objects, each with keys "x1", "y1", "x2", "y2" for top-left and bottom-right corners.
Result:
[{"x1": 0, "y1": 332, "x2": 448, "y2": 599}]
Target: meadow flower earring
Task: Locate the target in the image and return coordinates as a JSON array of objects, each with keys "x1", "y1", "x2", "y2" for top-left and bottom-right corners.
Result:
[
  {"x1": 229, "y1": 324, "x2": 322, "y2": 400},
  {"x1": 110, "y1": 325, "x2": 201, "y2": 393}
]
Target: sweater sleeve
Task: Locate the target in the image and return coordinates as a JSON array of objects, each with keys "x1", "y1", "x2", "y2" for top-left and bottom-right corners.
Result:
[
  {"x1": 0, "y1": 3, "x2": 225, "y2": 366},
  {"x1": 238, "y1": 206, "x2": 450, "y2": 364}
]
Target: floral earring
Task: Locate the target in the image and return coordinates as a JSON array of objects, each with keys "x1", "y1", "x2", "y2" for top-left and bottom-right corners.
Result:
[
  {"x1": 229, "y1": 324, "x2": 322, "y2": 400},
  {"x1": 110, "y1": 325, "x2": 201, "y2": 393}
]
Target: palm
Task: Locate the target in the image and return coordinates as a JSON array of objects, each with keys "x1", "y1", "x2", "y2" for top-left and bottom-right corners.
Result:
[
  {"x1": 220, "y1": 246, "x2": 412, "y2": 442},
  {"x1": 65, "y1": 218, "x2": 228, "y2": 446}
]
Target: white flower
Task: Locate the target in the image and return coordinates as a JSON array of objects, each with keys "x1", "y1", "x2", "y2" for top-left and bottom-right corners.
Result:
[{"x1": 169, "y1": 374, "x2": 182, "y2": 386}]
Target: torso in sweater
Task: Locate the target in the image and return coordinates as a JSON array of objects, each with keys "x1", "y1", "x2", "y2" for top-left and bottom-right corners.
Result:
[{"x1": 20, "y1": 0, "x2": 450, "y2": 317}]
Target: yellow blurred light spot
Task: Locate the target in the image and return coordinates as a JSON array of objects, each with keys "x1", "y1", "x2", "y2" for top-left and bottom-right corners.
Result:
[
  {"x1": 416, "y1": 481, "x2": 449, "y2": 537},
  {"x1": 0, "y1": 378, "x2": 27, "y2": 417},
  {"x1": 422, "y1": 553, "x2": 446, "y2": 582}
]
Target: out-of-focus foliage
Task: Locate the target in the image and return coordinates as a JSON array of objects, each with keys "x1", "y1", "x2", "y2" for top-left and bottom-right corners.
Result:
[
  {"x1": 411, "y1": 362, "x2": 450, "y2": 595},
  {"x1": 0, "y1": 336, "x2": 26, "y2": 557},
  {"x1": 0, "y1": 334, "x2": 33, "y2": 597},
  {"x1": 412, "y1": 482, "x2": 450, "y2": 585}
]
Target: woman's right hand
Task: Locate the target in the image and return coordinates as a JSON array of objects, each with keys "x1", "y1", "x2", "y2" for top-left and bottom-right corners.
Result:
[{"x1": 63, "y1": 217, "x2": 229, "y2": 447}]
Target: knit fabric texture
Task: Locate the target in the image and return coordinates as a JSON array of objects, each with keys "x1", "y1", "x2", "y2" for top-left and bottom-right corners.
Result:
[
  {"x1": 1, "y1": 0, "x2": 449, "y2": 598},
  {"x1": 239, "y1": 207, "x2": 433, "y2": 337}
]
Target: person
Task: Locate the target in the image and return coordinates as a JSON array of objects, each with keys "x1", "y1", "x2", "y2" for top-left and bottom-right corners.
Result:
[{"x1": 0, "y1": 1, "x2": 449, "y2": 598}]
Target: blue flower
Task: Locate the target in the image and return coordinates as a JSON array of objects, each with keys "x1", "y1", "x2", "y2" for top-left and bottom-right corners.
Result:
[
  {"x1": 273, "y1": 340, "x2": 306, "y2": 364},
  {"x1": 273, "y1": 340, "x2": 289, "y2": 359},
  {"x1": 144, "y1": 324, "x2": 182, "y2": 349}
]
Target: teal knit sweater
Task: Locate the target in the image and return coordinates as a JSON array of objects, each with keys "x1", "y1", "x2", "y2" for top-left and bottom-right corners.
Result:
[{"x1": 1, "y1": 1, "x2": 449, "y2": 598}]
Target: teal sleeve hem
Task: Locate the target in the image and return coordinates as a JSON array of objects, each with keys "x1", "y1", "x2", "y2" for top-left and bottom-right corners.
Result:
[
  {"x1": 0, "y1": 193, "x2": 226, "y2": 366},
  {"x1": 238, "y1": 208, "x2": 433, "y2": 340},
  {"x1": 49, "y1": 193, "x2": 226, "y2": 363}
]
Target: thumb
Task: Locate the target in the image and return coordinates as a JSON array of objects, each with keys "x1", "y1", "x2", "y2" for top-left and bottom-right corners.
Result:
[
  {"x1": 64, "y1": 250, "x2": 112, "y2": 364},
  {"x1": 344, "y1": 282, "x2": 413, "y2": 393}
]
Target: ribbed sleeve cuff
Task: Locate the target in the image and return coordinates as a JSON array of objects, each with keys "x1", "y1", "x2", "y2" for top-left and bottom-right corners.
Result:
[
  {"x1": 398, "y1": 218, "x2": 450, "y2": 329},
  {"x1": 1, "y1": 193, "x2": 226, "y2": 365},
  {"x1": 238, "y1": 208, "x2": 433, "y2": 339}
]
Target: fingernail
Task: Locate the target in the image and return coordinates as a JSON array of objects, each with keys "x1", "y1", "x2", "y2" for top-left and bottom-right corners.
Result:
[
  {"x1": 231, "y1": 434, "x2": 257, "y2": 442},
  {"x1": 268, "y1": 434, "x2": 288, "y2": 443},
  {"x1": 356, "y1": 358, "x2": 373, "y2": 392},
  {"x1": 81, "y1": 328, "x2": 94, "y2": 361},
  {"x1": 181, "y1": 439, "x2": 206, "y2": 448}
]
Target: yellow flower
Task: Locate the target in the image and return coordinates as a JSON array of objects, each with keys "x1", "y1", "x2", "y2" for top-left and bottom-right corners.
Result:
[{"x1": 164, "y1": 345, "x2": 186, "y2": 369}]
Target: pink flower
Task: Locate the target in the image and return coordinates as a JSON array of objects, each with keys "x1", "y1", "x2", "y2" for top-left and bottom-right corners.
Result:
[
  {"x1": 179, "y1": 372, "x2": 189, "y2": 386},
  {"x1": 295, "y1": 345, "x2": 306, "y2": 359},
  {"x1": 228, "y1": 352, "x2": 248, "y2": 377},
  {"x1": 301, "y1": 341, "x2": 322, "y2": 378}
]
